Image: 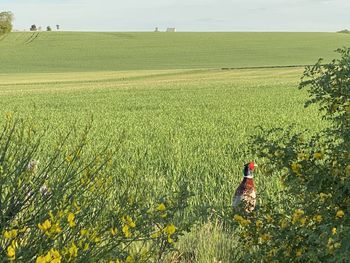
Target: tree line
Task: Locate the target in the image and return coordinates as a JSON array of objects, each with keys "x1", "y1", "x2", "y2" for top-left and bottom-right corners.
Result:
[{"x1": 1, "y1": 11, "x2": 60, "y2": 34}]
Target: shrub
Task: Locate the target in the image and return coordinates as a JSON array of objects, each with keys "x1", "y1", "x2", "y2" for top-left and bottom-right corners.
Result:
[
  {"x1": 230, "y1": 48, "x2": 350, "y2": 262},
  {"x1": 30, "y1": 25, "x2": 37, "y2": 32},
  {"x1": 0, "y1": 114, "x2": 193, "y2": 262}
]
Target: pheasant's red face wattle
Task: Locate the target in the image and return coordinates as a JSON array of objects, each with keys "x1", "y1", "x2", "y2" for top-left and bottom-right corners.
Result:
[{"x1": 248, "y1": 162, "x2": 255, "y2": 171}]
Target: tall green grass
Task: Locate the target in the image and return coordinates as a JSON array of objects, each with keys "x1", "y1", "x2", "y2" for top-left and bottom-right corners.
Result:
[{"x1": 0, "y1": 68, "x2": 326, "y2": 214}]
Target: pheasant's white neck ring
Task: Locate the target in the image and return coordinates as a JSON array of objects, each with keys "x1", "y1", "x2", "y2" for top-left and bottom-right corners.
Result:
[{"x1": 244, "y1": 175, "x2": 253, "y2": 179}]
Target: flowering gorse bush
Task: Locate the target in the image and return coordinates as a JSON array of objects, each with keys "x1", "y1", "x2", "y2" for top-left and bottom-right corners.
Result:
[
  {"x1": 0, "y1": 114, "x2": 193, "y2": 262},
  {"x1": 230, "y1": 48, "x2": 349, "y2": 262}
]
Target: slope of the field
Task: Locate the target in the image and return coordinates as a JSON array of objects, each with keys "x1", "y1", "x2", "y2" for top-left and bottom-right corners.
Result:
[{"x1": 0, "y1": 32, "x2": 349, "y2": 73}]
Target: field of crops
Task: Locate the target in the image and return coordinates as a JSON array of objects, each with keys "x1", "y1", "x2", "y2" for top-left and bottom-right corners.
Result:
[
  {"x1": 0, "y1": 69, "x2": 325, "y2": 213},
  {"x1": 0, "y1": 32, "x2": 349, "y2": 73},
  {"x1": 0, "y1": 67, "x2": 326, "y2": 204},
  {"x1": 0, "y1": 32, "x2": 345, "y2": 262}
]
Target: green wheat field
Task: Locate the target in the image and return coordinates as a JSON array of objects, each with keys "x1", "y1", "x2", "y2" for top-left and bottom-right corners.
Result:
[{"x1": 0, "y1": 32, "x2": 349, "y2": 261}]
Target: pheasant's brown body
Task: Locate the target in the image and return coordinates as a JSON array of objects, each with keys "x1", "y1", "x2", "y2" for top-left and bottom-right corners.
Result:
[{"x1": 233, "y1": 177, "x2": 256, "y2": 212}]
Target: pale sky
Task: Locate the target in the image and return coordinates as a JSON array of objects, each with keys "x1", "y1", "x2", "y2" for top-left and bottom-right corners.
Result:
[{"x1": 1, "y1": 0, "x2": 349, "y2": 32}]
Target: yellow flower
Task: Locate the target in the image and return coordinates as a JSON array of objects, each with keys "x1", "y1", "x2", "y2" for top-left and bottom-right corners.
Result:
[
  {"x1": 233, "y1": 214, "x2": 250, "y2": 226},
  {"x1": 313, "y1": 152, "x2": 323, "y2": 160},
  {"x1": 49, "y1": 249, "x2": 61, "y2": 259},
  {"x1": 327, "y1": 238, "x2": 335, "y2": 253},
  {"x1": 44, "y1": 253, "x2": 52, "y2": 262},
  {"x1": 296, "y1": 249, "x2": 302, "y2": 257},
  {"x1": 80, "y1": 229, "x2": 88, "y2": 236},
  {"x1": 36, "y1": 256, "x2": 47, "y2": 263},
  {"x1": 255, "y1": 220, "x2": 263, "y2": 229},
  {"x1": 292, "y1": 209, "x2": 304, "y2": 224},
  {"x1": 313, "y1": 215, "x2": 322, "y2": 223},
  {"x1": 240, "y1": 219, "x2": 251, "y2": 227},
  {"x1": 122, "y1": 215, "x2": 136, "y2": 228},
  {"x1": 36, "y1": 249, "x2": 61, "y2": 263},
  {"x1": 156, "y1": 203, "x2": 166, "y2": 211},
  {"x1": 7, "y1": 245, "x2": 15, "y2": 260},
  {"x1": 233, "y1": 214, "x2": 244, "y2": 222},
  {"x1": 126, "y1": 256, "x2": 134, "y2": 263},
  {"x1": 38, "y1": 219, "x2": 52, "y2": 232},
  {"x1": 163, "y1": 224, "x2": 176, "y2": 243},
  {"x1": 68, "y1": 243, "x2": 78, "y2": 258},
  {"x1": 299, "y1": 217, "x2": 307, "y2": 226},
  {"x1": 51, "y1": 223, "x2": 62, "y2": 234},
  {"x1": 167, "y1": 235, "x2": 174, "y2": 243},
  {"x1": 83, "y1": 243, "x2": 89, "y2": 251},
  {"x1": 319, "y1": 193, "x2": 329, "y2": 202},
  {"x1": 332, "y1": 227, "x2": 337, "y2": 235},
  {"x1": 111, "y1": 227, "x2": 118, "y2": 236},
  {"x1": 4, "y1": 229, "x2": 17, "y2": 239},
  {"x1": 266, "y1": 215, "x2": 273, "y2": 223},
  {"x1": 260, "y1": 233, "x2": 272, "y2": 242},
  {"x1": 291, "y1": 162, "x2": 302, "y2": 173},
  {"x1": 336, "y1": 210, "x2": 344, "y2": 218},
  {"x1": 164, "y1": 224, "x2": 176, "y2": 235},
  {"x1": 67, "y1": 212, "x2": 76, "y2": 227},
  {"x1": 19, "y1": 226, "x2": 28, "y2": 233},
  {"x1": 65, "y1": 155, "x2": 73, "y2": 163},
  {"x1": 122, "y1": 225, "x2": 131, "y2": 238},
  {"x1": 297, "y1": 152, "x2": 309, "y2": 160}
]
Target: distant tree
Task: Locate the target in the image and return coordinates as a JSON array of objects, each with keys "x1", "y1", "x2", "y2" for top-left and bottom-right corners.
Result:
[
  {"x1": 56, "y1": 24, "x2": 60, "y2": 30},
  {"x1": 337, "y1": 29, "x2": 350, "y2": 34},
  {"x1": 0, "y1": 11, "x2": 14, "y2": 35},
  {"x1": 46, "y1": 26, "x2": 52, "y2": 31},
  {"x1": 30, "y1": 24, "x2": 37, "y2": 31}
]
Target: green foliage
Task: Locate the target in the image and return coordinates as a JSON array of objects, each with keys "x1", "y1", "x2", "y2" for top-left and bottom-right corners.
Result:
[
  {"x1": 30, "y1": 25, "x2": 37, "y2": 32},
  {"x1": 231, "y1": 48, "x2": 350, "y2": 262},
  {"x1": 0, "y1": 11, "x2": 13, "y2": 35},
  {"x1": 171, "y1": 221, "x2": 242, "y2": 263},
  {"x1": 0, "y1": 114, "x2": 193, "y2": 262}
]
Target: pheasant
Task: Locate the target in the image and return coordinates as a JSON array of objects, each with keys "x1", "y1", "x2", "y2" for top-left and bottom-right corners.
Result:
[{"x1": 232, "y1": 162, "x2": 257, "y2": 213}]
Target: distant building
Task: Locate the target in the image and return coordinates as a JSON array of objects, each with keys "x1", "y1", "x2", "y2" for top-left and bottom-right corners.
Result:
[{"x1": 166, "y1": 28, "x2": 176, "y2": 32}]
